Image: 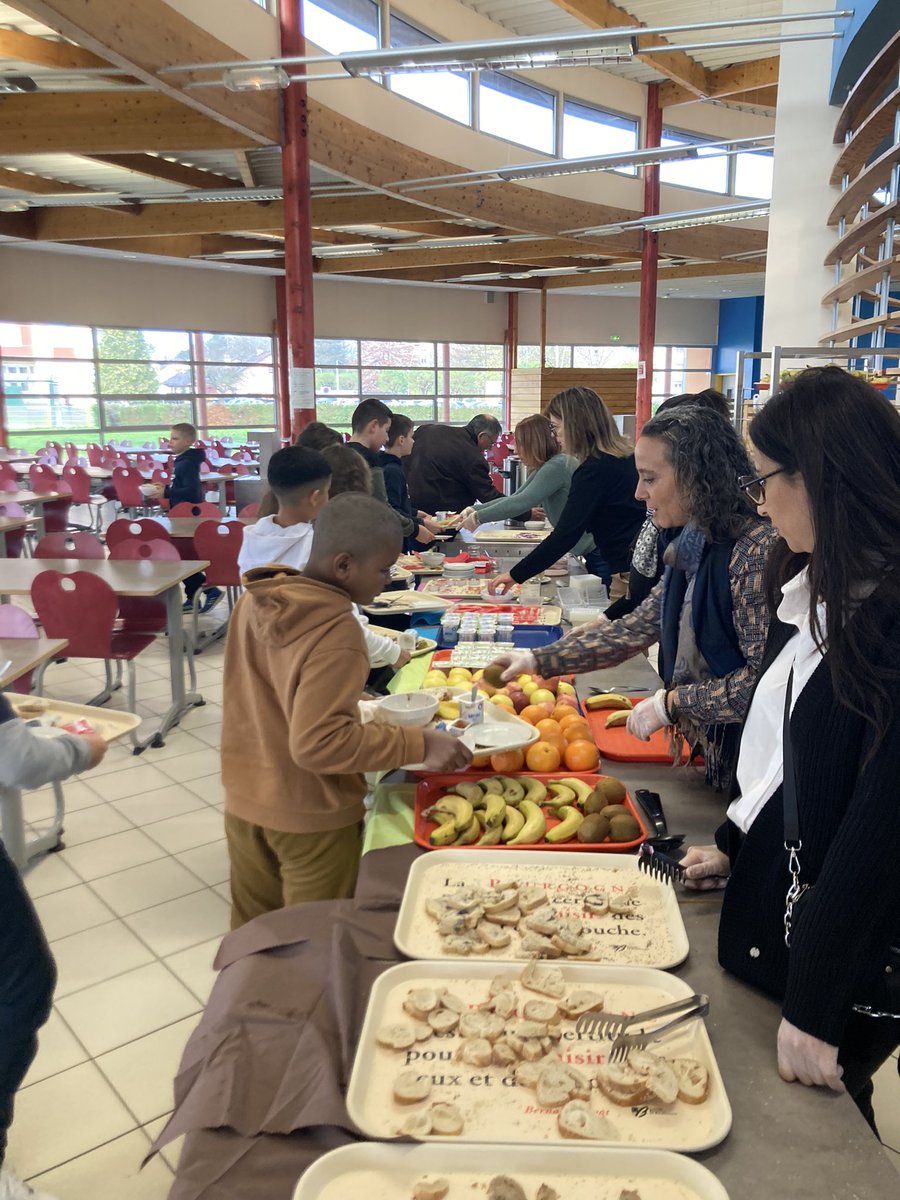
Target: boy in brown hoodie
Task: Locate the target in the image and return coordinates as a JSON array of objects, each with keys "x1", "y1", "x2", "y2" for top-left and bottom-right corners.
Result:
[{"x1": 222, "y1": 492, "x2": 469, "y2": 927}]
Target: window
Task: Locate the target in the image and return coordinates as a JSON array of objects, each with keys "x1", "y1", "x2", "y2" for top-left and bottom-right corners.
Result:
[
  {"x1": 562, "y1": 98, "x2": 638, "y2": 173},
  {"x1": 516, "y1": 343, "x2": 712, "y2": 406},
  {"x1": 388, "y1": 15, "x2": 470, "y2": 125},
  {"x1": 1, "y1": 322, "x2": 276, "y2": 450},
  {"x1": 479, "y1": 71, "x2": 555, "y2": 154},
  {"x1": 301, "y1": 0, "x2": 378, "y2": 55},
  {"x1": 734, "y1": 149, "x2": 774, "y2": 200},
  {"x1": 660, "y1": 129, "x2": 729, "y2": 194},
  {"x1": 313, "y1": 339, "x2": 504, "y2": 431}
]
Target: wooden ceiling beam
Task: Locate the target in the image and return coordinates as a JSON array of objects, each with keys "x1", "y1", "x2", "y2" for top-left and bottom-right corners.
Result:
[
  {"x1": 0, "y1": 92, "x2": 256, "y2": 153},
  {"x1": 0, "y1": 165, "x2": 94, "y2": 194},
  {"x1": 660, "y1": 58, "x2": 779, "y2": 108},
  {"x1": 337, "y1": 268, "x2": 543, "y2": 289},
  {"x1": 83, "y1": 153, "x2": 238, "y2": 190},
  {"x1": 9, "y1": 0, "x2": 278, "y2": 144},
  {"x1": 309, "y1": 193, "x2": 446, "y2": 229},
  {"x1": 544, "y1": 259, "x2": 764, "y2": 289},
  {"x1": 551, "y1": 0, "x2": 710, "y2": 95},
  {"x1": 64, "y1": 233, "x2": 277, "y2": 258},
  {"x1": 316, "y1": 238, "x2": 621, "y2": 275},
  {"x1": 34, "y1": 198, "x2": 285, "y2": 241},
  {"x1": 234, "y1": 151, "x2": 256, "y2": 189},
  {"x1": 0, "y1": 27, "x2": 116, "y2": 71}
]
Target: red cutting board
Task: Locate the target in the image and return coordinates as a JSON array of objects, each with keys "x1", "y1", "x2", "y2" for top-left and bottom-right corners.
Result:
[{"x1": 584, "y1": 702, "x2": 690, "y2": 764}]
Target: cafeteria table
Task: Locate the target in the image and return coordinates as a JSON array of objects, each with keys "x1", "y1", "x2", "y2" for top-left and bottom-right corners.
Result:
[
  {"x1": 0, "y1": 558, "x2": 209, "y2": 753},
  {"x1": 9, "y1": 460, "x2": 249, "y2": 514},
  {"x1": 0, "y1": 635, "x2": 69, "y2": 868},
  {"x1": 7, "y1": 488, "x2": 67, "y2": 539},
  {"x1": 0, "y1": 515, "x2": 31, "y2": 556},
  {"x1": 149, "y1": 650, "x2": 900, "y2": 1200}
]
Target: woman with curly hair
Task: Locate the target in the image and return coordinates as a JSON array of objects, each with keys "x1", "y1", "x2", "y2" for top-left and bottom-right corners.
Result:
[
  {"x1": 683, "y1": 368, "x2": 900, "y2": 1127},
  {"x1": 492, "y1": 404, "x2": 776, "y2": 787}
]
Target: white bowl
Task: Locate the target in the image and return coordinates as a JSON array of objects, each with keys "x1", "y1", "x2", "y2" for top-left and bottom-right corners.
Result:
[
  {"x1": 376, "y1": 692, "x2": 439, "y2": 728},
  {"x1": 524, "y1": 520, "x2": 548, "y2": 531},
  {"x1": 443, "y1": 561, "x2": 476, "y2": 576},
  {"x1": 419, "y1": 552, "x2": 446, "y2": 567},
  {"x1": 138, "y1": 483, "x2": 157, "y2": 496}
]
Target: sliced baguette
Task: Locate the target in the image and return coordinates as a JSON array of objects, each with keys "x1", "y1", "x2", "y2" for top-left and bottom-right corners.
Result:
[
  {"x1": 558, "y1": 1099, "x2": 618, "y2": 1140},
  {"x1": 669, "y1": 1055, "x2": 711, "y2": 1104}
]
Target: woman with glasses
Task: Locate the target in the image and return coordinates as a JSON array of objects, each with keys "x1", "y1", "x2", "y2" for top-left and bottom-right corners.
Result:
[
  {"x1": 682, "y1": 367, "x2": 900, "y2": 1129},
  {"x1": 457, "y1": 414, "x2": 595, "y2": 561},
  {"x1": 492, "y1": 403, "x2": 775, "y2": 788},
  {"x1": 487, "y1": 387, "x2": 645, "y2": 601}
]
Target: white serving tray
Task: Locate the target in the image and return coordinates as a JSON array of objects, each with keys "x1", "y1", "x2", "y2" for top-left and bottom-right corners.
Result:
[
  {"x1": 8, "y1": 695, "x2": 141, "y2": 743},
  {"x1": 346, "y1": 960, "x2": 731, "y2": 1153},
  {"x1": 394, "y1": 849, "x2": 689, "y2": 969},
  {"x1": 474, "y1": 527, "x2": 549, "y2": 542},
  {"x1": 364, "y1": 592, "x2": 453, "y2": 614},
  {"x1": 418, "y1": 685, "x2": 540, "y2": 757},
  {"x1": 294, "y1": 1142, "x2": 730, "y2": 1200}
]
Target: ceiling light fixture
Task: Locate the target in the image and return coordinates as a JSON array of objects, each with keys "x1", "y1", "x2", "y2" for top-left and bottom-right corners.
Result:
[
  {"x1": 566, "y1": 201, "x2": 770, "y2": 237},
  {"x1": 0, "y1": 199, "x2": 29, "y2": 213},
  {"x1": 163, "y1": 10, "x2": 851, "y2": 85},
  {"x1": 222, "y1": 65, "x2": 290, "y2": 92}
]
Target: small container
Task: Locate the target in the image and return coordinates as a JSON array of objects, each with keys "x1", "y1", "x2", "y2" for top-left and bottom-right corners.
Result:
[
  {"x1": 476, "y1": 627, "x2": 496, "y2": 643},
  {"x1": 458, "y1": 695, "x2": 484, "y2": 725},
  {"x1": 397, "y1": 631, "x2": 417, "y2": 654}
]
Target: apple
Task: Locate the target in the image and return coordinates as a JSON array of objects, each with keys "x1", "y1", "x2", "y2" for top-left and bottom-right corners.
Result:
[
  {"x1": 555, "y1": 695, "x2": 579, "y2": 710},
  {"x1": 557, "y1": 681, "x2": 577, "y2": 696},
  {"x1": 472, "y1": 669, "x2": 484, "y2": 681},
  {"x1": 506, "y1": 687, "x2": 529, "y2": 713},
  {"x1": 516, "y1": 673, "x2": 534, "y2": 686},
  {"x1": 536, "y1": 676, "x2": 561, "y2": 695},
  {"x1": 531, "y1": 688, "x2": 555, "y2": 705},
  {"x1": 490, "y1": 694, "x2": 515, "y2": 710},
  {"x1": 521, "y1": 680, "x2": 538, "y2": 696}
]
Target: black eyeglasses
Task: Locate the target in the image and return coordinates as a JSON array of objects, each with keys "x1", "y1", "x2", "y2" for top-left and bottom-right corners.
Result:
[{"x1": 738, "y1": 468, "x2": 785, "y2": 505}]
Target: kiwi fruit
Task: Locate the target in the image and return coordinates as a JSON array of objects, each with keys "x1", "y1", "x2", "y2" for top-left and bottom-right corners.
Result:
[
  {"x1": 582, "y1": 790, "x2": 608, "y2": 816},
  {"x1": 577, "y1": 813, "x2": 611, "y2": 844},
  {"x1": 599, "y1": 804, "x2": 631, "y2": 820},
  {"x1": 592, "y1": 776, "x2": 627, "y2": 804},
  {"x1": 482, "y1": 664, "x2": 505, "y2": 688},
  {"x1": 609, "y1": 813, "x2": 642, "y2": 843}
]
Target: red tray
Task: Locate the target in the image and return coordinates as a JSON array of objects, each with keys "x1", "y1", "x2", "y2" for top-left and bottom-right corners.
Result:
[
  {"x1": 414, "y1": 772, "x2": 648, "y2": 852},
  {"x1": 584, "y1": 701, "x2": 689, "y2": 764}
]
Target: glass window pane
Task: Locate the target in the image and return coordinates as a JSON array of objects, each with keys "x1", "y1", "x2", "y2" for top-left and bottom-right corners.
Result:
[
  {"x1": 562, "y1": 99, "x2": 637, "y2": 173},
  {"x1": 389, "y1": 400, "x2": 436, "y2": 423},
  {"x1": 479, "y1": 71, "x2": 555, "y2": 153},
  {"x1": 204, "y1": 398, "x2": 276, "y2": 428},
  {"x1": 103, "y1": 398, "x2": 194, "y2": 428},
  {"x1": 96, "y1": 328, "x2": 190, "y2": 360},
  {"x1": 447, "y1": 369, "x2": 503, "y2": 395},
  {"x1": 98, "y1": 359, "x2": 184, "y2": 396},
  {"x1": 316, "y1": 366, "x2": 359, "y2": 395},
  {"x1": 3, "y1": 359, "x2": 96, "y2": 396},
  {"x1": 660, "y1": 131, "x2": 728, "y2": 193},
  {"x1": 315, "y1": 337, "x2": 358, "y2": 365},
  {"x1": 572, "y1": 345, "x2": 639, "y2": 367},
  {"x1": 301, "y1": 0, "x2": 378, "y2": 54},
  {"x1": 315, "y1": 397, "x2": 358, "y2": 431},
  {"x1": 6, "y1": 396, "x2": 99, "y2": 431},
  {"x1": 734, "y1": 150, "x2": 773, "y2": 199},
  {"x1": 516, "y1": 345, "x2": 542, "y2": 368},
  {"x1": 544, "y1": 345, "x2": 573, "y2": 367},
  {"x1": 361, "y1": 367, "x2": 436, "y2": 394},
  {"x1": 360, "y1": 340, "x2": 435, "y2": 367},
  {"x1": 200, "y1": 332, "x2": 273, "y2": 364},
  {"x1": 0, "y1": 322, "x2": 93, "y2": 358},
  {"x1": 448, "y1": 396, "x2": 503, "y2": 424},
  {"x1": 199, "y1": 364, "x2": 274, "y2": 395},
  {"x1": 389, "y1": 15, "x2": 470, "y2": 124},
  {"x1": 448, "y1": 343, "x2": 504, "y2": 368}
]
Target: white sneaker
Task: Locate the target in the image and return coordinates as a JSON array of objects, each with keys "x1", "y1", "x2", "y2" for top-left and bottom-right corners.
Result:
[{"x1": 0, "y1": 1165, "x2": 58, "y2": 1200}]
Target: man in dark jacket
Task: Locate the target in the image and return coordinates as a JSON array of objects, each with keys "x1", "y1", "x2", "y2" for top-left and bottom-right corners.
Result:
[{"x1": 405, "y1": 415, "x2": 505, "y2": 516}]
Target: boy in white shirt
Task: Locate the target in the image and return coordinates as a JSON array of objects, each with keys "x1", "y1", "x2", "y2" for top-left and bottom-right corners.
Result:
[{"x1": 238, "y1": 445, "x2": 409, "y2": 675}]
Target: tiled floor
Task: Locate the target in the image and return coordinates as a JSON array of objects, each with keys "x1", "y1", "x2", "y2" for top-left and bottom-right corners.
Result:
[{"x1": 6, "y1": 626, "x2": 900, "y2": 1196}]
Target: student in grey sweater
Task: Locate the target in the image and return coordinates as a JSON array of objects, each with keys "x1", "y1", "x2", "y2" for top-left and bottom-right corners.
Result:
[
  {"x1": 0, "y1": 693, "x2": 106, "y2": 1200},
  {"x1": 459, "y1": 414, "x2": 595, "y2": 559}
]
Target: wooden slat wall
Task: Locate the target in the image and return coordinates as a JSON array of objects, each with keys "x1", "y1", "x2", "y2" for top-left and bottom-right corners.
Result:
[{"x1": 510, "y1": 368, "x2": 638, "y2": 427}]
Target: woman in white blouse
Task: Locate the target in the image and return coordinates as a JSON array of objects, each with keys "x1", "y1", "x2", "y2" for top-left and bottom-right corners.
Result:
[{"x1": 683, "y1": 367, "x2": 900, "y2": 1132}]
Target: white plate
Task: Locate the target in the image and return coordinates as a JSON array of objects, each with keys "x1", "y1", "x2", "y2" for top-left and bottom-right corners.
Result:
[
  {"x1": 394, "y1": 850, "x2": 689, "y2": 968},
  {"x1": 293, "y1": 1142, "x2": 730, "y2": 1200},
  {"x1": 419, "y1": 686, "x2": 539, "y2": 757},
  {"x1": 346, "y1": 961, "x2": 731, "y2": 1152}
]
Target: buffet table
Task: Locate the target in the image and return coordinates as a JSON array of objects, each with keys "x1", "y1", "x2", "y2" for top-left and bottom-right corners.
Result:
[{"x1": 153, "y1": 655, "x2": 899, "y2": 1200}]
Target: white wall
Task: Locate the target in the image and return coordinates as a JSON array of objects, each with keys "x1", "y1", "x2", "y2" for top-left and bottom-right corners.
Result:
[{"x1": 0, "y1": 245, "x2": 277, "y2": 334}]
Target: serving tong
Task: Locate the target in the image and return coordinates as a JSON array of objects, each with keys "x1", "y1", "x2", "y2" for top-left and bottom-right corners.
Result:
[
  {"x1": 575, "y1": 994, "x2": 710, "y2": 1062},
  {"x1": 637, "y1": 841, "x2": 686, "y2": 885}
]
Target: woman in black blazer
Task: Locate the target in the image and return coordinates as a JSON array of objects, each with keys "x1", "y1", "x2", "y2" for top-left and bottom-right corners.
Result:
[{"x1": 683, "y1": 367, "x2": 900, "y2": 1131}]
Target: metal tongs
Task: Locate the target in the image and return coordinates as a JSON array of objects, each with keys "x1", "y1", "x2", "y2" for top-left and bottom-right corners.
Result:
[
  {"x1": 637, "y1": 841, "x2": 686, "y2": 886},
  {"x1": 576, "y1": 994, "x2": 710, "y2": 1062}
]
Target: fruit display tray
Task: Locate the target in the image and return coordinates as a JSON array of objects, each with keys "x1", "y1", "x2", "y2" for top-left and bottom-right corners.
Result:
[
  {"x1": 346, "y1": 962, "x2": 727, "y2": 1150},
  {"x1": 294, "y1": 1139, "x2": 730, "y2": 1200},
  {"x1": 584, "y1": 701, "x2": 690, "y2": 765},
  {"x1": 394, "y1": 850, "x2": 689, "y2": 969},
  {"x1": 413, "y1": 773, "x2": 647, "y2": 853}
]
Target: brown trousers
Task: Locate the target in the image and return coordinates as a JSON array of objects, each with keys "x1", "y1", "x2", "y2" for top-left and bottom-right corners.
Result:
[{"x1": 224, "y1": 812, "x2": 362, "y2": 929}]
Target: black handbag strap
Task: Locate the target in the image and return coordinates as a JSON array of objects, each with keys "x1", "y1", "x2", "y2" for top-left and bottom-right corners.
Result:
[{"x1": 782, "y1": 668, "x2": 800, "y2": 846}]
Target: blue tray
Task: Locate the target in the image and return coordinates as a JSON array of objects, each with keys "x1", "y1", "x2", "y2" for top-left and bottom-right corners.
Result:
[{"x1": 429, "y1": 624, "x2": 563, "y2": 649}]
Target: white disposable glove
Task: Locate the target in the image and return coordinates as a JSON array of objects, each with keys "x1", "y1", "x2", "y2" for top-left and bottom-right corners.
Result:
[
  {"x1": 493, "y1": 650, "x2": 537, "y2": 683},
  {"x1": 460, "y1": 506, "x2": 477, "y2": 519},
  {"x1": 626, "y1": 688, "x2": 670, "y2": 741},
  {"x1": 460, "y1": 512, "x2": 478, "y2": 532}
]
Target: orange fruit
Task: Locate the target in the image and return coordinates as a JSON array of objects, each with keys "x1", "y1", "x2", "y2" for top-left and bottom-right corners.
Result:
[
  {"x1": 534, "y1": 718, "x2": 562, "y2": 741},
  {"x1": 563, "y1": 721, "x2": 593, "y2": 745},
  {"x1": 490, "y1": 748, "x2": 525, "y2": 773},
  {"x1": 520, "y1": 703, "x2": 550, "y2": 727},
  {"x1": 558, "y1": 710, "x2": 587, "y2": 732},
  {"x1": 472, "y1": 754, "x2": 492, "y2": 770},
  {"x1": 564, "y1": 739, "x2": 600, "y2": 772},
  {"x1": 525, "y1": 740, "x2": 561, "y2": 772},
  {"x1": 551, "y1": 703, "x2": 577, "y2": 723}
]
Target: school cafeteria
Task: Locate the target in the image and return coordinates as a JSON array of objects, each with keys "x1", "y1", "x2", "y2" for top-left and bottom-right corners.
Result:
[{"x1": 0, "y1": 3, "x2": 898, "y2": 1200}]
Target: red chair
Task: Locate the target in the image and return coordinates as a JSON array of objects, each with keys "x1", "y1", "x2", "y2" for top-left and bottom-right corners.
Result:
[
  {"x1": 61, "y1": 463, "x2": 108, "y2": 533},
  {"x1": 29, "y1": 463, "x2": 58, "y2": 491},
  {"x1": 168, "y1": 502, "x2": 220, "y2": 519},
  {"x1": 63, "y1": 441, "x2": 79, "y2": 462},
  {"x1": 0, "y1": 605, "x2": 41, "y2": 693},
  {"x1": 0, "y1": 501, "x2": 28, "y2": 558},
  {"x1": 0, "y1": 462, "x2": 18, "y2": 487},
  {"x1": 151, "y1": 468, "x2": 171, "y2": 487},
  {"x1": 86, "y1": 443, "x2": 104, "y2": 467},
  {"x1": 105, "y1": 518, "x2": 171, "y2": 552},
  {"x1": 34, "y1": 531, "x2": 105, "y2": 560},
  {"x1": 28, "y1": 466, "x2": 72, "y2": 535},
  {"x1": 112, "y1": 466, "x2": 149, "y2": 516},
  {"x1": 30, "y1": 570, "x2": 156, "y2": 745},
  {"x1": 45, "y1": 441, "x2": 63, "y2": 462},
  {"x1": 189, "y1": 519, "x2": 245, "y2": 645},
  {"x1": 238, "y1": 501, "x2": 260, "y2": 519}
]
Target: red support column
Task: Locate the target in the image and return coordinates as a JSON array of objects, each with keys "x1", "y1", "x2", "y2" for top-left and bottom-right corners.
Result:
[
  {"x1": 504, "y1": 291, "x2": 518, "y2": 427},
  {"x1": 280, "y1": 0, "x2": 316, "y2": 439},
  {"x1": 274, "y1": 280, "x2": 291, "y2": 439},
  {"x1": 636, "y1": 83, "x2": 661, "y2": 436}
]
